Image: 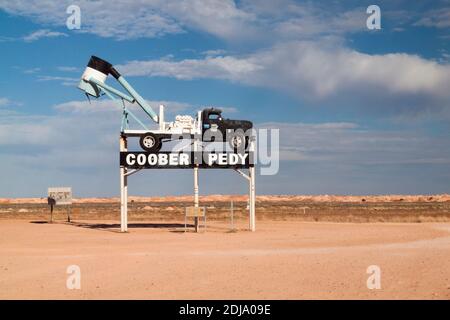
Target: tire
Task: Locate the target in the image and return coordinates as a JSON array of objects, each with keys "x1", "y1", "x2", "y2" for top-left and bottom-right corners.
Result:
[
  {"x1": 228, "y1": 130, "x2": 247, "y2": 151},
  {"x1": 139, "y1": 133, "x2": 161, "y2": 152}
]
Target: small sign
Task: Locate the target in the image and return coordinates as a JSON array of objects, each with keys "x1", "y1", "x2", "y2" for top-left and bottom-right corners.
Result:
[
  {"x1": 185, "y1": 207, "x2": 206, "y2": 217},
  {"x1": 48, "y1": 187, "x2": 72, "y2": 205}
]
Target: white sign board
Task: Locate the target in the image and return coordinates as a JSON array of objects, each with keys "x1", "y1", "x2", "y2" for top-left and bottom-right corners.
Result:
[{"x1": 48, "y1": 187, "x2": 72, "y2": 205}]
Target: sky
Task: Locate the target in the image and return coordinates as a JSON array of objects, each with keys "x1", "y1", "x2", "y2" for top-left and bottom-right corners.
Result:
[{"x1": 0, "y1": 0, "x2": 449, "y2": 197}]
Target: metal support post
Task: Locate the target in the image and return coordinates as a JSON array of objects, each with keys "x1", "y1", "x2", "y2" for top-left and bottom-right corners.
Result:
[
  {"x1": 120, "y1": 135, "x2": 128, "y2": 232},
  {"x1": 193, "y1": 139, "x2": 200, "y2": 233},
  {"x1": 249, "y1": 139, "x2": 256, "y2": 232},
  {"x1": 249, "y1": 166, "x2": 256, "y2": 232}
]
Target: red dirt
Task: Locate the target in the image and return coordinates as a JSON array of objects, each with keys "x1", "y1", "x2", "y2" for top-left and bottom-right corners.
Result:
[{"x1": 0, "y1": 219, "x2": 449, "y2": 299}]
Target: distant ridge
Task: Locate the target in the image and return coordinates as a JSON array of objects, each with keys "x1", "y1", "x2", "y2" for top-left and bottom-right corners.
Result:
[{"x1": 1, "y1": 194, "x2": 449, "y2": 204}]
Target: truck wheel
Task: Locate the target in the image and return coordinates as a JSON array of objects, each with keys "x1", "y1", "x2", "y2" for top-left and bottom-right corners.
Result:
[
  {"x1": 139, "y1": 133, "x2": 161, "y2": 152},
  {"x1": 228, "y1": 131, "x2": 246, "y2": 151}
]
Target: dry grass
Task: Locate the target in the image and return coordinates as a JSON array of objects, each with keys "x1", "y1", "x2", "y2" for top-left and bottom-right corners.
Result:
[{"x1": 1, "y1": 197, "x2": 450, "y2": 223}]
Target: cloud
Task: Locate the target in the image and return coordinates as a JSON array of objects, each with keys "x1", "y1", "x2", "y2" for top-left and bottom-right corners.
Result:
[
  {"x1": 22, "y1": 29, "x2": 68, "y2": 42},
  {"x1": 0, "y1": 0, "x2": 258, "y2": 41},
  {"x1": 117, "y1": 41, "x2": 450, "y2": 117},
  {"x1": 202, "y1": 49, "x2": 228, "y2": 57},
  {"x1": 0, "y1": 98, "x2": 238, "y2": 170},
  {"x1": 117, "y1": 55, "x2": 262, "y2": 80},
  {"x1": 22, "y1": 67, "x2": 41, "y2": 74},
  {"x1": 259, "y1": 121, "x2": 450, "y2": 165},
  {"x1": 37, "y1": 75, "x2": 79, "y2": 86},
  {"x1": 0, "y1": 97, "x2": 11, "y2": 107},
  {"x1": 0, "y1": 1, "x2": 184, "y2": 40},
  {"x1": 54, "y1": 99, "x2": 193, "y2": 116},
  {"x1": 265, "y1": 4, "x2": 367, "y2": 40},
  {"x1": 0, "y1": 35, "x2": 14, "y2": 42},
  {"x1": 1, "y1": 0, "x2": 449, "y2": 44},
  {"x1": 2, "y1": 105, "x2": 450, "y2": 196},
  {"x1": 161, "y1": 0, "x2": 257, "y2": 40},
  {"x1": 0, "y1": 0, "x2": 374, "y2": 42},
  {"x1": 0, "y1": 97, "x2": 21, "y2": 107},
  {"x1": 54, "y1": 99, "x2": 238, "y2": 120},
  {"x1": 3, "y1": 98, "x2": 448, "y2": 165},
  {"x1": 414, "y1": 7, "x2": 450, "y2": 28},
  {"x1": 57, "y1": 66, "x2": 80, "y2": 72}
]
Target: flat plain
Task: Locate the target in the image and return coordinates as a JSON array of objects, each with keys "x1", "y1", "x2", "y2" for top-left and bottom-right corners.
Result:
[{"x1": 0, "y1": 195, "x2": 449, "y2": 299}]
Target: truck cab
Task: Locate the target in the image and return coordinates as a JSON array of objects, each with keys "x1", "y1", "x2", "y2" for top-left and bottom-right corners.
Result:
[{"x1": 202, "y1": 108, "x2": 253, "y2": 149}]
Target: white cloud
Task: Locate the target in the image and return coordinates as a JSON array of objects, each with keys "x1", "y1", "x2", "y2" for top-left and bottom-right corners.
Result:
[
  {"x1": 37, "y1": 75, "x2": 79, "y2": 86},
  {"x1": 259, "y1": 121, "x2": 450, "y2": 165},
  {"x1": 2, "y1": 98, "x2": 450, "y2": 196},
  {"x1": 0, "y1": 0, "x2": 369, "y2": 41},
  {"x1": 162, "y1": 0, "x2": 257, "y2": 40},
  {"x1": 54, "y1": 99, "x2": 238, "y2": 119},
  {"x1": 202, "y1": 49, "x2": 228, "y2": 57},
  {"x1": 0, "y1": 97, "x2": 11, "y2": 106},
  {"x1": 23, "y1": 29, "x2": 67, "y2": 42},
  {"x1": 117, "y1": 41, "x2": 450, "y2": 114},
  {"x1": 0, "y1": 1, "x2": 184, "y2": 40},
  {"x1": 22, "y1": 67, "x2": 41, "y2": 74},
  {"x1": 117, "y1": 55, "x2": 262, "y2": 80},
  {"x1": 1, "y1": 0, "x2": 448, "y2": 43},
  {"x1": 0, "y1": 97, "x2": 21, "y2": 107},
  {"x1": 54, "y1": 99, "x2": 193, "y2": 116},
  {"x1": 415, "y1": 7, "x2": 450, "y2": 28},
  {"x1": 57, "y1": 66, "x2": 80, "y2": 72},
  {"x1": 0, "y1": 35, "x2": 14, "y2": 42},
  {"x1": 1, "y1": 105, "x2": 449, "y2": 180},
  {"x1": 0, "y1": 98, "x2": 237, "y2": 159},
  {"x1": 270, "y1": 6, "x2": 367, "y2": 40}
]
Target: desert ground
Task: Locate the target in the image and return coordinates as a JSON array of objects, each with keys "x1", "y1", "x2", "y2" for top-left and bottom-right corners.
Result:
[{"x1": 1, "y1": 195, "x2": 450, "y2": 299}]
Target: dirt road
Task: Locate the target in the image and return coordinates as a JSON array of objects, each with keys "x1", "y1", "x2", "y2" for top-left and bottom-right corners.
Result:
[{"x1": 0, "y1": 220, "x2": 449, "y2": 299}]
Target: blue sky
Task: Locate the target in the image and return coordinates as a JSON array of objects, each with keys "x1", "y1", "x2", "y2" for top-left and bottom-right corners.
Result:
[{"x1": 0, "y1": 0, "x2": 449, "y2": 197}]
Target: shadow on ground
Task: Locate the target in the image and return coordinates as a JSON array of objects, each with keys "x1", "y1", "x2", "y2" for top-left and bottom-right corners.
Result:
[
  {"x1": 28, "y1": 220, "x2": 233, "y2": 233},
  {"x1": 64, "y1": 221, "x2": 193, "y2": 233}
]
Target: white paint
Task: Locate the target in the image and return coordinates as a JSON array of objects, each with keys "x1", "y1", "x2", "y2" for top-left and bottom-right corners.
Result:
[{"x1": 81, "y1": 66, "x2": 107, "y2": 84}]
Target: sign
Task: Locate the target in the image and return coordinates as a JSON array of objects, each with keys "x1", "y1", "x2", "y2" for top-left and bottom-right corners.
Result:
[
  {"x1": 48, "y1": 187, "x2": 73, "y2": 205},
  {"x1": 120, "y1": 152, "x2": 254, "y2": 169},
  {"x1": 185, "y1": 207, "x2": 206, "y2": 217}
]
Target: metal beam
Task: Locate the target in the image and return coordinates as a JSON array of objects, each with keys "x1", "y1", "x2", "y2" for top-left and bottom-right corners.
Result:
[
  {"x1": 234, "y1": 168, "x2": 250, "y2": 181},
  {"x1": 88, "y1": 78, "x2": 134, "y2": 103},
  {"x1": 124, "y1": 168, "x2": 143, "y2": 177}
]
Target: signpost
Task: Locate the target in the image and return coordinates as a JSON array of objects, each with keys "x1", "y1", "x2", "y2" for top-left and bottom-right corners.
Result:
[
  {"x1": 119, "y1": 134, "x2": 256, "y2": 233},
  {"x1": 185, "y1": 206, "x2": 206, "y2": 233},
  {"x1": 47, "y1": 187, "x2": 73, "y2": 223},
  {"x1": 75, "y1": 55, "x2": 257, "y2": 234}
]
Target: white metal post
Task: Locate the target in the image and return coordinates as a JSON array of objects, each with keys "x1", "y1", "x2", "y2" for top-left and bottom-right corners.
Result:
[
  {"x1": 249, "y1": 139, "x2": 256, "y2": 232},
  {"x1": 120, "y1": 135, "x2": 128, "y2": 232},
  {"x1": 193, "y1": 138, "x2": 200, "y2": 233},
  {"x1": 249, "y1": 166, "x2": 256, "y2": 232}
]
